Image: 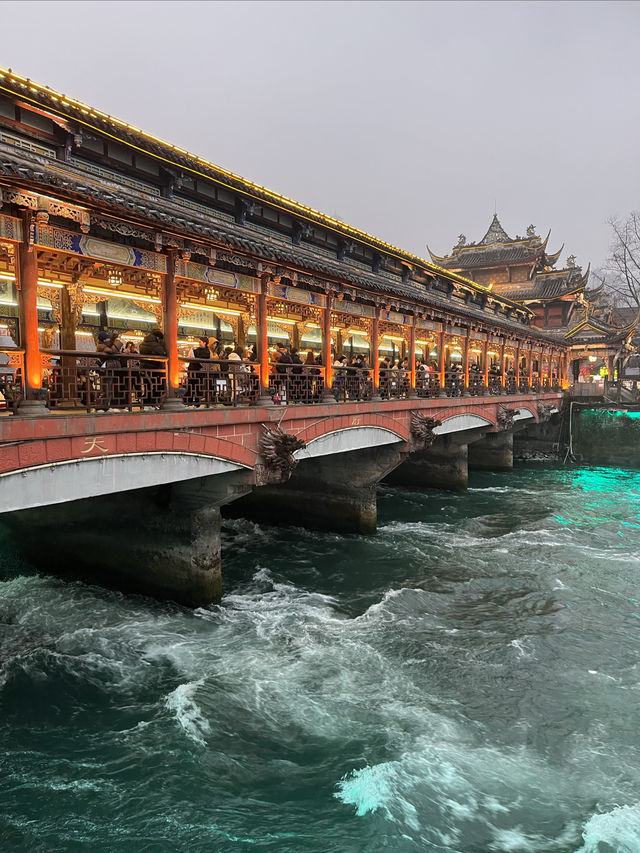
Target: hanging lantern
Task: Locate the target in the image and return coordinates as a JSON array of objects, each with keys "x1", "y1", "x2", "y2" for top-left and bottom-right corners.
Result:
[{"x1": 107, "y1": 267, "x2": 123, "y2": 287}]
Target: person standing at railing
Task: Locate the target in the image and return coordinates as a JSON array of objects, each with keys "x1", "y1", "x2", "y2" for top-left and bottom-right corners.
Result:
[
  {"x1": 139, "y1": 329, "x2": 167, "y2": 408},
  {"x1": 186, "y1": 335, "x2": 210, "y2": 407},
  {"x1": 379, "y1": 355, "x2": 391, "y2": 399},
  {"x1": 269, "y1": 342, "x2": 291, "y2": 404},
  {"x1": 96, "y1": 330, "x2": 122, "y2": 410},
  {"x1": 398, "y1": 357, "x2": 410, "y2": 398},
  {"x1": 228, "y1": 346, "x2": 249, "y2": 404},
  {"x1": 332, "y1": 354, "x2": 347, "y2": 401},
  {"x1": 290, "y1": 347, "x2": 303, "y2": 402},
  {"x1": 303, "y1": 349, "x2": 320, "y2": 403},
  {"x1": 353, "y1": 353, "x2": 370, "y2": 400}
]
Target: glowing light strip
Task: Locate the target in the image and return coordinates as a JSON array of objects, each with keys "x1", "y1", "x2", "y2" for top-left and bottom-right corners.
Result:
[
  {"x1": 0, "y1": 67, "x2": 510, "y2": 304},
  {"x1": 83, "y1": 286, "x2": 161, "y2": 304},
  {"x1": 306, "y1": 323, "x2": 342, "y2": 332},
  {"x1": 180, "y1": 302, "x2": 242, "y2": 316},
  {"x1": 266, "y1": 316, "x2": 297, "y2": 325}
]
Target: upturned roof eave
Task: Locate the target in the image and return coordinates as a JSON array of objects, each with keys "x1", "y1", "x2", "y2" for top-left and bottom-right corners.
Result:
[
  {"x1": 0, "y1": 66, "x2": 500, "y2": 301},
  {"x1": 0, "y1": 140, "x2": 543, "y2": 331}
]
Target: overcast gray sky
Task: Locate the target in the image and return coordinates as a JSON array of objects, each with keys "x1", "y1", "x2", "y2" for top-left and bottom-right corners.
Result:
[{"x1": 1, "y1": 0, "x2": 638, "y2": 271}]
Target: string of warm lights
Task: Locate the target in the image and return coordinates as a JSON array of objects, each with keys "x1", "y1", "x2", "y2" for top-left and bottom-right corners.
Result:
[{"x1": 0, "y1": 65, "x2": 524, "y2": 310}]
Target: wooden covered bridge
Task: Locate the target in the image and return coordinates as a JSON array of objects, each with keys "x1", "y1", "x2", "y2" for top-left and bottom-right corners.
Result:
[{"x1": 0, "y1": 68, "x2": 563, "y2": 604}]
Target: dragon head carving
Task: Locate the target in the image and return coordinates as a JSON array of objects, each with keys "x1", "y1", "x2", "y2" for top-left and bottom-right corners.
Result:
[
  {"x1": 258, "y1": 424, "x2": 306, "y2": 478},
  {"x1": 410, "y1": 412, "x2": 442, "y2": 448}
]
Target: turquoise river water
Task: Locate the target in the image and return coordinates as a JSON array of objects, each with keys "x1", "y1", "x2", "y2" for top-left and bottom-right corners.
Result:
[{"x1": 1, "y1": 465, "x2": 640, "y2": 852}]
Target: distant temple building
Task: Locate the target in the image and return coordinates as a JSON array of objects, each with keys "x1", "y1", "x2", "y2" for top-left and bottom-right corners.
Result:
[{"x1": 430, "y1": 214, "x2": 638, "y2": 384}]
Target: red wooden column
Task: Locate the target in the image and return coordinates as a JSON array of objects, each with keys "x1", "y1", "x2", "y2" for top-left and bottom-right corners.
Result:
[
  {"x1": 499, "y1": 339, "x2": 506, "y2": 389},
  {"x1": 257, "y1": 274, "x2": 271, "y2": 403},
  {"x1": 162, "y1": 249, "x2": 180, "y2": 405},
  {"x1": 462, "y1": 326, "x2": 470, "y2": 395},
  {"x1": 515, "y1": 339, "x2": 521, "y2": 392},
  {"x1": 482, "y1": 338, "x2": 489, "y2": 391},
  {"x1": 438, "y1": 329, "x2": 446, "y2": 396},
  {"x1": 371, "y1": 309, "x2": 380, "y2": 395},
  {"x1": 409, "y1": 317, "x2": 417, "y2": 395},
  {"x1": 17, "y1": 235, "x2": 44, "y2": 408},
  {"x1": 542, "y1": 347, "x2": 551, "y2": 385},
  {"x1": 528, "y1": 342, "x2": 534, "y2": 388},
  {"x1": 322, "y1": 294, "x2": 333, "y2": 399},
  {"x1": 561, "y1": 349, "x2": 569, "y2": 387}
]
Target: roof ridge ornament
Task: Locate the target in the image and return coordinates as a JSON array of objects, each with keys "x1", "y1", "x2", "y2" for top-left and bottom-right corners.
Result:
[{"x1": 478, "y1": 213, "x2": 512, "y2": 246}]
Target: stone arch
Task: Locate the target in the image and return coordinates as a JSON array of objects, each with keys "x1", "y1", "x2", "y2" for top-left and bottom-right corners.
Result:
[
  {"x1": 295, "y1": 425, "x2": 405, "y2": 460},
  {"x1": 513, "y1": 406, "x2": 535, "y2": 422},
  {"x1": 294, "y1": 412, "x2": 408, "y2": 447},
  {"x1": 434, "y1": 413, "x2": 493, "y2": 436},
  {"x1": 0, "y1": 452, "x2": 249, "y2": 514}
]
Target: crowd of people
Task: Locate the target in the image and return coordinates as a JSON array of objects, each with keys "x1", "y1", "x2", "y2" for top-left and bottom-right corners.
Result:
[{"x1": 34, "y1": 326, "x2": 541, "y2": 412}]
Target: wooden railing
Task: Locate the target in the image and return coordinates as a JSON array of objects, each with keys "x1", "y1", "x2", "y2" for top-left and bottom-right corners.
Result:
[
  {"x1": 268, "y1": 362, "x2": 326, "y2": 405},
  {"x1": 0, "y1": 347, "x2": 23, "y2": 413},
  {"x1": 180, "y1": 357, "x2": 260, "y2": 407},
  {"x1": 1, "y1": 348, "x2": 562, "y2": 415},
  {"x1": 416, "y1": 373, "x2": 442, "y2": 398},
  {"x1": 379, "y1": 368, "x2": 410, "y2": 400},
  {"x1": 42, "y1": 350, "x2": 168, "y2": 412}
]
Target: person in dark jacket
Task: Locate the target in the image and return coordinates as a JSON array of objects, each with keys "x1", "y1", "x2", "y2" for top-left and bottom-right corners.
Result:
[
  {"x1": 96, "y1": 331, "x2": 122, "y2": 410},
  {"x1": 139, "y1": 329, "x2": 167, "y2": 407},
  {"x1": 187, "y1": 335, "x2": 211, "y2": 406}
]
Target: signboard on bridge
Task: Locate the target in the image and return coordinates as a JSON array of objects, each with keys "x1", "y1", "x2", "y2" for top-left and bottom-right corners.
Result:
[
  {"x1": 268, "y1": 282, "x2": 327, "y2": 307},
  {"x1": 32, "y1": 225, "x2": 168, "y2": 274},
  {"x1": 176, "y1": 261, "x2": 260, "y2": 293}
]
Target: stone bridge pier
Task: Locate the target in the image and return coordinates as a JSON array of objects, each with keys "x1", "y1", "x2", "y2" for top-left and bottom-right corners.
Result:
[
  {"x1": 2, "y1": 457, "x2": 256, "y2": 607},
  {"x1": 385, "y1": 404, "x2": 544, "y2": 490},
  {"x1": 227, "y1": 442, "x2": 407, "y2": 534},
  {"x1": 0, "y1": 397, "x2": 560, "y2": 606}
]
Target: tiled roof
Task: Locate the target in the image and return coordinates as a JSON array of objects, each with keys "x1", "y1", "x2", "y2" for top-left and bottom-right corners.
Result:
[
  {"x1": 436, "y1": 244, "x2": 544, "y2": 269},
  {"x1": 0, "y1": 67, "x2": 490, "y2": 298},
  {"x1": 0, "y1": 144, "x2": 561, "y2": 341},
  {"x1": 499, "y1": 269, "x2": 587, "y2": 302}
]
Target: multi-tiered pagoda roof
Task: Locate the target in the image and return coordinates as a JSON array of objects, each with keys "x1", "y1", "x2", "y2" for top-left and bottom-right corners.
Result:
[{"x1": 428, "y1": 214, "x2": 560, "y2": 273}]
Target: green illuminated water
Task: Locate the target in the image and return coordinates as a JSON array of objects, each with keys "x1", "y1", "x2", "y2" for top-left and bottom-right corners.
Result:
[{"x1": 2, "y1": 465, "x2": 640, "y2": 851}]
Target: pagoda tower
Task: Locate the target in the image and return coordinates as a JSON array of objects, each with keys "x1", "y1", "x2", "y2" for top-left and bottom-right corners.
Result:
[
  {"x1": 428, "y1": 214, "x2": 588, "y2": 332},
  {"x1": 430, "y1": 215, "x2": 638, "y2": 381}
]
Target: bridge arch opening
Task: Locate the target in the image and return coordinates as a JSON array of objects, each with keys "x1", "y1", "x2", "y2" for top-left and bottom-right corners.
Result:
[
  {"x1": 294, "y1": 426, "x2": 404, "y2": 460},
  {"x1": 0, "y1": 452, "x2": 248, "y2": 513}
]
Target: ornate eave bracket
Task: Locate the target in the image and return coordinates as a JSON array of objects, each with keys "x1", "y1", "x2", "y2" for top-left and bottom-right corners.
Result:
[
  {"x1": 0, "y1": 186, "x2": 90, "y2": 232},
  {"x1": 257, "y1": 424, "x2": 306, "y2": 483},
  {"x1": 410, "y1": 412, "x2": 442, "y2": 450}
]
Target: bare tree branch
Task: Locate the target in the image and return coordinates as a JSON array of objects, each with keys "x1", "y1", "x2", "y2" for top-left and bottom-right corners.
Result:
[{"x1": 603, "y1": 212, "x2": 640, "y2": 309}]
